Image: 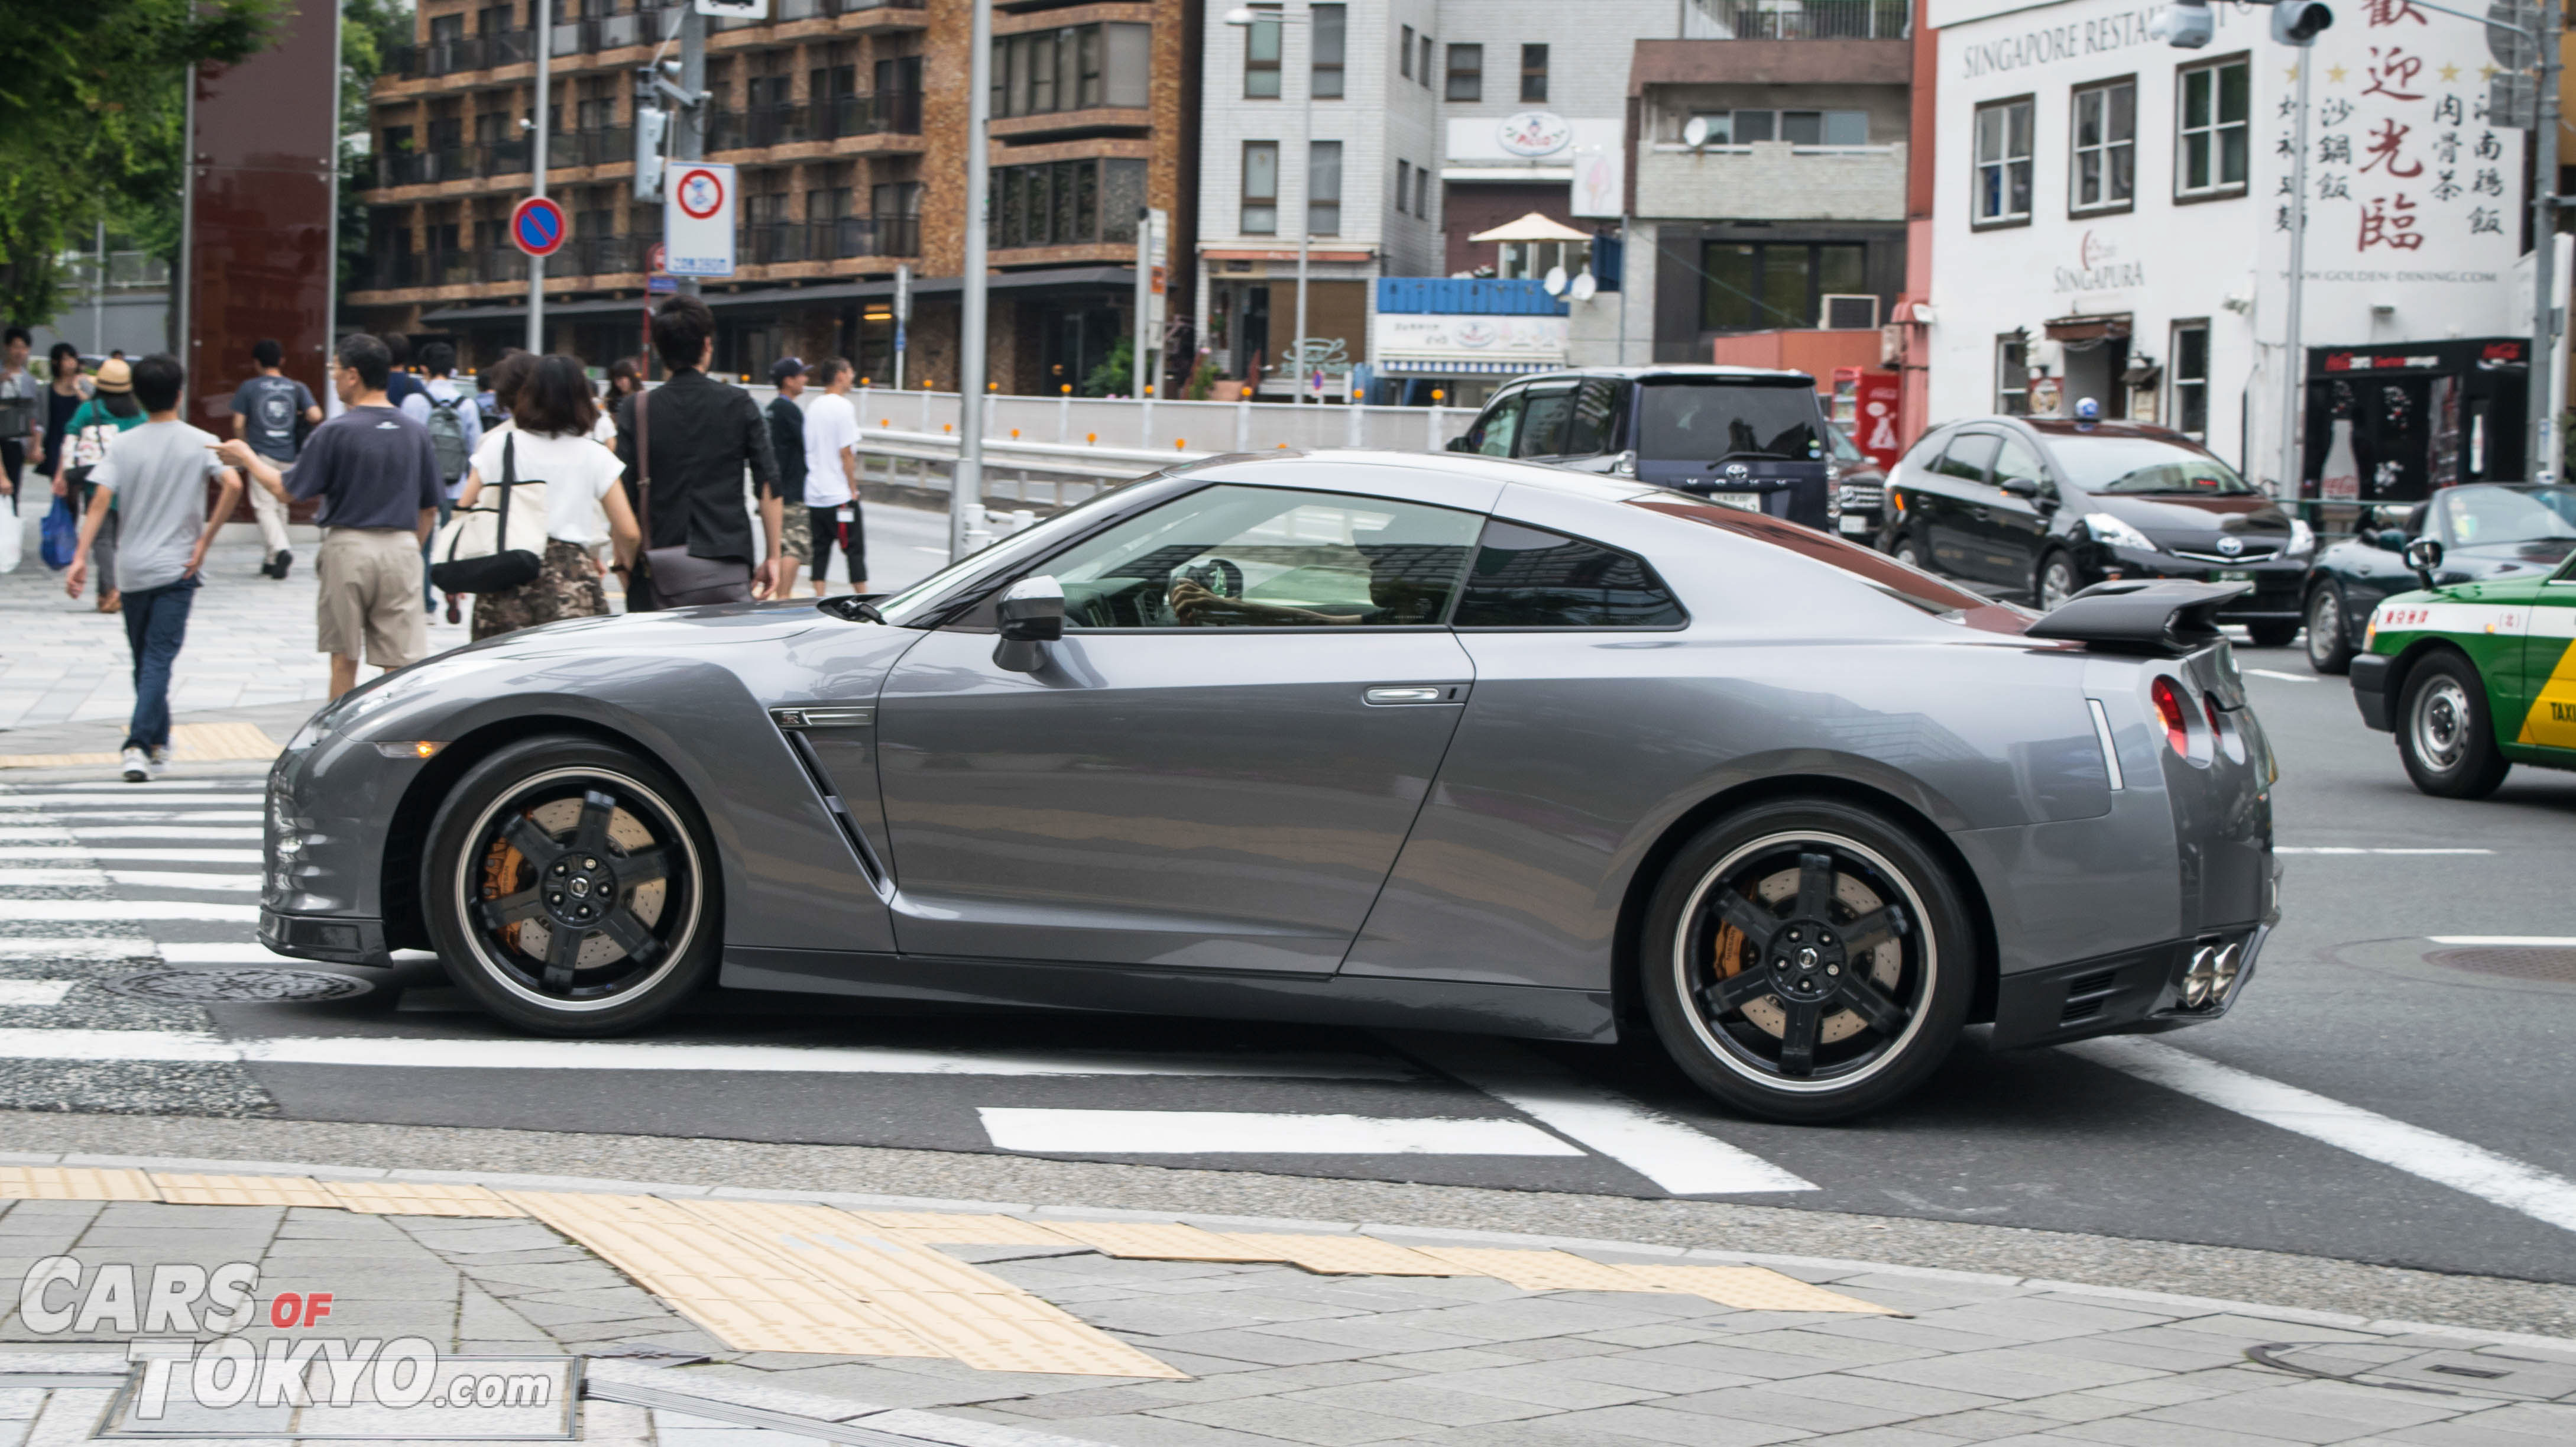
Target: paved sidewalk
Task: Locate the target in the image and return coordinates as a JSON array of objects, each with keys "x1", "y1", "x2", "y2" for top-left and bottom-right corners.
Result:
[{"x1": 0, "y1": 1152, "x2": 2567, "y2": 1446}]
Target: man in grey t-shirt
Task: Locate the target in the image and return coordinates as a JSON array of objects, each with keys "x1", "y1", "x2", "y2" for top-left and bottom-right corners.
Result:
[{"x1": 64, "y1": 353, "x2": 244, "y2": 782}]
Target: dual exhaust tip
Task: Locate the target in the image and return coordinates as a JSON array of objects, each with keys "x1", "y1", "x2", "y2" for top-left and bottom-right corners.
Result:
[{"x1": 2179, "y1": 942, "x2": 2243, "y2": 1010}]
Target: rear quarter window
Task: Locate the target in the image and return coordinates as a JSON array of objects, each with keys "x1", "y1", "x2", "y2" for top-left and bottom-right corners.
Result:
[
  {"x1": 1630, "y1": 497, "x2": 2027, "y2": 629},
  {"x1": 1451, "y1": 521, "x2": 1687, "y2": 628}
]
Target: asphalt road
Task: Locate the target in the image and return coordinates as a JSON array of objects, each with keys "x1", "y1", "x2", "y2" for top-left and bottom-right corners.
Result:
[{"x1": 2, "y1": 581, "x2": 2571, "y2": 1287}]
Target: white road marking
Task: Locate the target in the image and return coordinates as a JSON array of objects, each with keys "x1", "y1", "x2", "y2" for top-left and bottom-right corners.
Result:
[
  {"x1": 2428, "y1": 935, "x2": 2576, "y2": 947},
  {"x1": 0, "y1": 900, "x2": 260, "y2": 924},
  {"x1": 0, "y1": 827, "x2": 261, "y2": 841},
  {"x1": 1394, "y1": 1034, "x2": 1817, "y2": 1195},
  {"x1": 0, "y1": 982, "x2": 74, "y2": 1007},
  {"x1": 0, "y1": 1030, "x2": 1422, "y2": 1079},
  {"x1": 0, "y1": 869, "x2": 258, "y2": 892},
  {"x1": 2066, "y1": 1037, "x2": 2576, "y2": 1234},
  {"x1": 0, "y1": 938, "x2": 156, "y2": 960},
  {"x1": 0, "y1": 810, "x2": 263, "y2": 823},
  {"x1": 2243, "y1": 669, "x2": 2316, "y2": 682},
  {"x1": 0, "y1": 848, "x2": 264, "y2": 863},
  {"x1": 2276, "y1": 847, "x2": 2496, "y2": 856},
  {"x1": 976, "y1": 1108, "x2": 1585, "y2": 1156}
]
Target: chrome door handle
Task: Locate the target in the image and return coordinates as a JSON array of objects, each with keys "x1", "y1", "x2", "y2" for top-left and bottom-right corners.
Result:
[{"x1": 1364, "y1": 685, "x2": 1465, "y2": 705}]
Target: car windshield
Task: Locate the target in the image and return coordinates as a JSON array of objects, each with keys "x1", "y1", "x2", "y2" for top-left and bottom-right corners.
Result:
[
  {"x1": 2439, "y1": 485, "x2": 2576, "y2": 546},
  {"x1": 1634, "y1": 380, "x2": 1823, "y2": 464},
  {"x1": 2049, "y1": 437, "x2": 2259, "y2": 495}
]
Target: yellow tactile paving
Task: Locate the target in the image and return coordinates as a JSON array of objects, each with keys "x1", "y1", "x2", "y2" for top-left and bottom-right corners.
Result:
[
  {"x1": 150, "y1": 1174, "x2": 338, "y2": 1208},
  {"x1": 0, "y1": 1166, "x2": 159, "y2": 1200},
  {"x1": 1042, "y1": 1221, "x2": 1292, "y2": 1262},
  {"x1": 322, "y1": 1180, "x2": 527, "y2": 1217},
  {"x1": 0, "y1": 721, "x2": 278, "y2": 770},
  {"x1": 1220, "y1": 1234, "x2": 1467, "y2": 1276},
  {"x1": 1409, "y1": 1248, "x2": 1660, "y2": 1293},
  {"x1": 1613, "y1": 1263, "x2": 1899, "y2": 1315},
  {"x1": 676, "y1": 1200, "x2": 1185, "y2": 1378},
  {"x1": 507, "y1": 1192, "x2": 941, "y2": 1358},
  {"x1": 849, "y1": 1212, "x2": 1080, "y2": 1245}
]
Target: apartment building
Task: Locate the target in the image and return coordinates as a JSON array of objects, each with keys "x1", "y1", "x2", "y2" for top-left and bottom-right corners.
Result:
[{"x1": 348, "y1": 0, "x2": 1200, "y2": 392}]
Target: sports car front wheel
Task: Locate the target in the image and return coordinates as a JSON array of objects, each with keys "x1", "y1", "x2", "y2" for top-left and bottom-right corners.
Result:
[
  {"x1": 424, "y1": 735, "x2": 718, "y2": 1035},
  {"x1": 1642, "y1": 801, "x2": 1972, "y2": 1124}
]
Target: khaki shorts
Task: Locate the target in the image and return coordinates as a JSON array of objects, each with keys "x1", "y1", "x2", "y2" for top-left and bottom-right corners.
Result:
[
  {"x1": 779, "y1": 501, "x2": 813, "y2": 562},
  {"x1": 316, "y1": 527, "x2": 428, "y2": 668}
]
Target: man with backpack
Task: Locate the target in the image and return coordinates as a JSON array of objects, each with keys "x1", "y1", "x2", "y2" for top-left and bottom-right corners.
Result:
[
  {"x1": 401, "y1": 341, "x2": 479, "y2": 614},
  {"x1": 229, "y1": 338, "x2": 322, "y2": 580}
]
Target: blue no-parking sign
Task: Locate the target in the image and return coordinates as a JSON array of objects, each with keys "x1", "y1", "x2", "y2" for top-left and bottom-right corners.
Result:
[{"x1": 510, "y1": 196, "x2": 568, "y2": 259}]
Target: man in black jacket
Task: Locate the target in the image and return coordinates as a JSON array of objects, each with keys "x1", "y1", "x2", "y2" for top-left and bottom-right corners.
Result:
[
  {"x1": 612, "y1": 296, "x2": 785, "y2": 609},
  {"x1": 765, "y1": 356, "x2": 811, "y2": 599}
]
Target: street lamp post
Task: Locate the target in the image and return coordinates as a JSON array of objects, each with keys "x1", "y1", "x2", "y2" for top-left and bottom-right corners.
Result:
[
  {"x1": 1224, "y1": 5, "x2": 1313, "y2": 404},
  {"x1": 528, "y1": 0, "x2": 550, "y2": 353},
  {"x1": 952, "y1": 0, "x2": 994, "y2": 560}
]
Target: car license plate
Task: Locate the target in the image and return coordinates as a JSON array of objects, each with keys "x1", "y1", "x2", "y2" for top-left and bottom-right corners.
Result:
[
  {"x1": 1837, "y1": 514, "x2": 1870, "y2": 534},
  {"x1": 2215, "y1": 569, "x2": 2252, "y2": 582},
  {"x1": 1709, "y1": 491, "x2": 1762, "y2": 512}
]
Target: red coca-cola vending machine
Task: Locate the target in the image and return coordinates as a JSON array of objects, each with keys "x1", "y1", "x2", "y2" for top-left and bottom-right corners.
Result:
[{"x1": 1832, "y1": 367, "x2": 1903, "y2": 470}]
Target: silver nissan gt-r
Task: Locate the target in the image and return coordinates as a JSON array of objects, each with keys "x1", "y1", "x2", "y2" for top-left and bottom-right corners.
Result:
[{"x1": 260, "y1": 451, "x2": 2279, "y2": 1122}]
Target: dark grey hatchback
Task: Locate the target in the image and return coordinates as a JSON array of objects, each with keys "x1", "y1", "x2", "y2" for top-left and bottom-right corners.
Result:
[{"x1": 1449, "y1": 365, "x2": 1835, "y2": 532}]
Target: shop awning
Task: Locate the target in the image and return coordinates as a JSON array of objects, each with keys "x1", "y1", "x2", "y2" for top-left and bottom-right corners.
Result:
[{"x1": 2044, "y1": 313, "x2": 2131, "y2": 343}]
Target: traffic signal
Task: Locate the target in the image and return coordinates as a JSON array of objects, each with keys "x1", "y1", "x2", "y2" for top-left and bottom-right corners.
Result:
[
  {"x1": 2273, "y1": 1, "x2": 2332, "y2": 44},
  {"x1": 2149, "y1": 1, "x2": 2214, "y2": 47},
  {"x1": 633, "y1": 105, "x2": 669, "y2": 203}
]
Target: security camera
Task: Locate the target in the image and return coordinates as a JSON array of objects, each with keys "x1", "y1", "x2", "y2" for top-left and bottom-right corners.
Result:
[{"x1": 2149, "y1": 1, "x2": 2214, "y2": 47}]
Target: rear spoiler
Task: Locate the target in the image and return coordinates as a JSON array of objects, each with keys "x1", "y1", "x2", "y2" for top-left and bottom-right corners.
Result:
[{"x1": 2024, "y1": 580, "x2": 2251, "y2": 656}]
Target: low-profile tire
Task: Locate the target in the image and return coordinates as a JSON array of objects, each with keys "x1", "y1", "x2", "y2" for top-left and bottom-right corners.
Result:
[
  {"x1": 423, "y1": 734, "x2": 718, "y2": 1035},
  {"x1": 2034, "y1": 549, "x2": 2083, "y2": 611},
  {"x1": 1641, "y1": 799, "x2": 1975, "y2": 1124},
  {"x1": 2245, "y1": 619, "x2": 2301, "y2": 649},
  {"x1": 2303, "y1": 584, "x2": 2355, "y2": 674},
  {"x1": 2394, "y1": 653, "x2": 2511, "y2": 799}
]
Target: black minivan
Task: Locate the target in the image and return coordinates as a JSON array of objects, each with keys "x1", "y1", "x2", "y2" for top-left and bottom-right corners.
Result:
[{"x1": 1447, "y1": 366, "x2": 1835, "y2": 531}]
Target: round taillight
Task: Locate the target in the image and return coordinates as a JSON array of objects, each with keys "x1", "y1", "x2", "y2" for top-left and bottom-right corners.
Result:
[{"x1": 2151, "y1": 677, "x2": 2192, "y2": 757}]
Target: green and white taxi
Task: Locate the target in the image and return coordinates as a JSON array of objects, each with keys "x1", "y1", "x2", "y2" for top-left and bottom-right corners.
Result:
[{"x1": 2351, "y1": 485, "x2": 2576, "y2": 797}]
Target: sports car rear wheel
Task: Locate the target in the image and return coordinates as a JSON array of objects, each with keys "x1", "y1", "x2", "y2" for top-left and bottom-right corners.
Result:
[
  {"x1": 2395, "y1": 653, "x2": 2510, "y2": 799},
  {"x1": 425, "y1": 735, "x2": 717, "y2": 1035},
  {"x1": 1642, "y1": 801, "x2": 1972, "y2": 1123}
]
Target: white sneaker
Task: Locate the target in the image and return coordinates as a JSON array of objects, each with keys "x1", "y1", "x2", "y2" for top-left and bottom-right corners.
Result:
[
  {"x1": 147, "y1": 746, "x2": 170, "y2": 779},
  {"x1": 120, "y1": 747, "x2": 149, "y2": 783}
]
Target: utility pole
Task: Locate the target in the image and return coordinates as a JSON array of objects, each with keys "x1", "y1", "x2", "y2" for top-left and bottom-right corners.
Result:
[
  {"x1": 1292, "y1": 2, "x2": 1312, "y2": 405},
  {"x1": 527, "y1": 0, "x2": 551, "y2": 352},
  {"x1": 952, "y1": 0, "x2": 993, "y2": 561},
  {"x1": 2530, "y1": 0, "x2": 2562, "y2": 482},
  {"x1": 674, "y1": 7, "x2": 707, "y2": 296}
]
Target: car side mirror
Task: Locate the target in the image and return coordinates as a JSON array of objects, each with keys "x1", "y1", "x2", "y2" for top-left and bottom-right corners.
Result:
[
  {"x1": 1998, "y1": 475, "x2": 2041, "y2": 498},
  {"x1": 1445, "y1": 434, "x2": 1475, "y2": 452},
  {"x1": 993, "y1": 574, "x2": 1064, "y2": 673},
  {"x1": 2402, "y1": 537, "x2": 2444, "y2": 590},
  {"x1": 2372, "y1": 528, "x2": 2407, "y2": 552}
]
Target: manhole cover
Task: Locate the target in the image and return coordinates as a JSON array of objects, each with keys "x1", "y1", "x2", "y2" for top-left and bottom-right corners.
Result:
[
  {"x1": 2424, "y1": 947, "x2": 2576, "y2": 983},
  {"x1": 103, "y1": 969, "x2": 374, "y2": 1003}
]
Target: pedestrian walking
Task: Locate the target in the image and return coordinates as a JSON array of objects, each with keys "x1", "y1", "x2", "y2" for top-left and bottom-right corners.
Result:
[
  {"x1": 0, "y1": 327, "x2": 35, "y2": 506},
  {"x1": 216, "y1": 334, "x2": 441, "y2": 700},
  {"x1": 229, "y1": 338, "x2": 322, "y2": 580},
  {"x1": 455, "y1": 354, "x2": 639, "y2": 640},
  {"x1": 34, "y1": 345, "x2": 91, "y2": 493},
  {"x1": 765, "y1": 356, "x2": 810, "y2": 597},
  {"x1": 593, "y1": 356, "x2": 642, "y2": 444},
  {"x1": 56, "y1": 358, "x2": 144, "y2": 613},
  {"x1": 610, "y1": 295, "x2": 785, "y2": 610},
  {"x1": 381, "y1": 334, "x2": 427, "y2": 411},
  {"x1": 403, "y1": 341, "x2": 483, "y2": 615},
  {"x1": 799, "y1": 357, "x2": 866, "y2": 597},
  {"x1": 60, "y1": 354, "x2": 244, "y2": 782}
]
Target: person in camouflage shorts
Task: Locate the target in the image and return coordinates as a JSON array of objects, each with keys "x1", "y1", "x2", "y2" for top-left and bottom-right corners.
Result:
[
  {"x1": 454, "y1": 355, "x2": 640, "y2": 641},
  {"x1": 472, "y1": 537, "x2": 608, "y2": 637}
]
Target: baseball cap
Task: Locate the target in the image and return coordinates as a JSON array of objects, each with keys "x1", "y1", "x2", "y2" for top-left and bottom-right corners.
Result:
[
  {"x1": 92, "y1": 358, "x2": 132, "y2": 394},
  {"x1": 770, "y1": 357, "x2": 806, "y2": 382}
]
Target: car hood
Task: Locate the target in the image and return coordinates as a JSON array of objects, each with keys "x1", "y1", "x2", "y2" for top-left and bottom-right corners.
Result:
[
  {"x1": 2085, "y1": 493, "x2": 2292, "y2": 547},
  {"x1": 448, "y1": 600, "x2": 825, "y2": 658},
  {"x1": 2444, "y1": 538, "x2": 2576, "y2": 577}
]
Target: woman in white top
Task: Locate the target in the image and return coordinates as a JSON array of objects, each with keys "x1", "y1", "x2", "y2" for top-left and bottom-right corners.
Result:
[{"x1": 457, "y1": 354, "x2": 641, "y2": 640}]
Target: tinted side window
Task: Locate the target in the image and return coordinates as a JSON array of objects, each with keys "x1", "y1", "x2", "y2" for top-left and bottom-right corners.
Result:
[
  {"x1": 1564, "y1": 377, "x2": 1626, "y2": 455},
  {"x1": 1469, "y1": 391, "x2": 1524, "y2": 456},
  {"x1": 1932, "y1": 432, "x2": 1998, "y2": 483},
  {"x1": 1514, "y1": 386, "x2": 1577, "y2": 458},
  {"x1": 1991, "y1": 436, "x2": 2050, "y2": 494},
  {"x1": 1451, "y1": 520, "x2": 1687, "y2": 629}
]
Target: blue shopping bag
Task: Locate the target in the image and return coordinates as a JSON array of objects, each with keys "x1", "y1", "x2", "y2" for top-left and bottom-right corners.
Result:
[{"x1": 39, "y1": 495, "x2": 77, "y2": 570}]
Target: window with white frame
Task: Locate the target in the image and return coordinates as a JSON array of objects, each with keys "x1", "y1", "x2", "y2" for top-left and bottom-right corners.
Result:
[
  {"x1": 1241, "y1": 141, "x2": 1278, "y2": 234},
  {"x1": 2169, "y1": 321, "x2": 2210, "y2": 438},
  {"x1": 1996, "y1": 335, "x2": 2030, "y2": 415},
  {"x1": 2070, "y1": 79, "x2": 2134, "y2": 212},
  {"x1": 1499, "y1": 239, "x2": 1588, "y2": 281},
  {"x1": 1974, "y1": 97, "x2": 2033, "y2": 226},
  {"x1": 1243, "y1": 5, "x2": 1281, "y2": 99},
  {"x1": 1689, "y1": 109, "x2": 1868, "y2": 146},
  {"x1": 1308, "y1": 140, "x2": 1342, "y2": 235},
  {"x1": 2176, "y1": 56, "x2": 2249, "y2": 197},
  {"x1": 1312, "y1": 5, "x2": 1345, "y2": 99}
]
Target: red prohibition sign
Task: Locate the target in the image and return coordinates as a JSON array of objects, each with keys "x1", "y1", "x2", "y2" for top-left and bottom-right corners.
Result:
[
  {"x1": 675, "y1": 168, "x2": 726, "y2": 221},
  {"x1": 508, "y1": 196, "x2": 568, "y2": 258}
]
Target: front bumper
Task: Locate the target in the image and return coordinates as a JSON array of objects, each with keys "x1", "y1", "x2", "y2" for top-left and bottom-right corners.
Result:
[
  {"x1": 260, "y1": 909, "x2": 394, "y2": 967},
  {"x1": 2351, "y1": 652, "x2": 2393, "y2": 731},
  {"x1": 2088, "y1": 546, "x2": 2306, "y2": 619},
  {"x1": 1989, "y1": 922, "x2": 2269, "y2": 1049}
]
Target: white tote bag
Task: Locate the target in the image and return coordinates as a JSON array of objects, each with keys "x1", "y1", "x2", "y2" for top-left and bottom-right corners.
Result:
[{"x1": 429, "y1": 435, "x2": 549, "y2": 593}]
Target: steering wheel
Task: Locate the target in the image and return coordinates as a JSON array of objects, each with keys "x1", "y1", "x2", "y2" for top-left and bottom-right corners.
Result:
[{"x1": 1176, "y1": 558, "x2": 1244, "y2": 600}]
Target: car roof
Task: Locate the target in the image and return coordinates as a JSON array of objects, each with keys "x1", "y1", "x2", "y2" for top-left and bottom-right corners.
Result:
[
  {"x1": 1502, "y1": 364, "x2": 1815, "y2": 386},
  {"x1": 1930, "y1": 415, "x2": 2201, "y2": 445}
]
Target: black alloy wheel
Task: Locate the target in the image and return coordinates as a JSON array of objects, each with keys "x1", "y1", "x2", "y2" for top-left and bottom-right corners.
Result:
[
  {"x1": 2036, "y1": 551, "x2": 2082, "y2": 611},
  {"x1": 425, "y1": 735, "x2": 718, "y2": 1034},
  {"x1": 2304, "y1": 584, "x2": 2355, "y2": 674},
  {"x1": 2394, "y1": 653, "x2": 2512, "y2": 799},
  {"x1": 1642, "y1": 800, "x2": 1972, "y2": 1123}
]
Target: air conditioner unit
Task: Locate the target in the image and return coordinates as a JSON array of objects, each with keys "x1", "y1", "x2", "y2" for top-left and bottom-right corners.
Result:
[{"x1": 1821, "y1": 294, "x2": 1881, "y2": 331}]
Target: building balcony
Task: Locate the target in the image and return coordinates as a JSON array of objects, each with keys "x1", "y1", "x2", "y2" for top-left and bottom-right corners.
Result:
[
  {"x1": 347, "y1": 220, "x2": 916, "y2": 304},
  {"x1": 367, "y1": 130, "x2": 633, "y2": 193},
  {"x1": 739, "y1": 217, "x2": 919, "y2": 264},
  {"x1": 1635, "y1": 140, "x2": 1908, "y2": 222},
  {"x1": 707, "y1": 93, "x2": 923, "y2": 153},
  {"x1": 1680, "y1": 0, "x2": 1909, "y2": 39}
]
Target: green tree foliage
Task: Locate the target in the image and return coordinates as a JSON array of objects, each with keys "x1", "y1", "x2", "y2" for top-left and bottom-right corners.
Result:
[
  {"x1": 341, "y1": 0, "x2": 413, "y2": 297},
  {"x1": 0, "y1": 0, "x2": 277, "y2": 326},
  {"x1": 1081, "y1": 335, "x2": 1133, "y2": 398}
]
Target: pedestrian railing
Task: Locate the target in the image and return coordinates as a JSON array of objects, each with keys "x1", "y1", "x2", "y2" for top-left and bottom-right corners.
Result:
[{"x1": 835, "y1": 387, "x2": 1475, "y2": 473}]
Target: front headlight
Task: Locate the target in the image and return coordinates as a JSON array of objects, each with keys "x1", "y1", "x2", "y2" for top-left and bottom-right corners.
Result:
[
  {"x1": 2287, "y1": 518, "x2": 2316, "y2": 557},
  {"x1": 2085, "y1": 512, "x2": 2155, "y2": 552}
]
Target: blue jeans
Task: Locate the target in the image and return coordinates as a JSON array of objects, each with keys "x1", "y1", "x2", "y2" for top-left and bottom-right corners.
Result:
[{"x1": 120, "y1": 574, "x2": 199, "y2": 753}]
